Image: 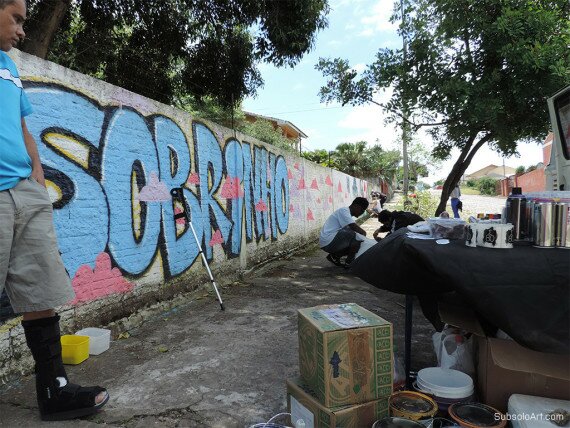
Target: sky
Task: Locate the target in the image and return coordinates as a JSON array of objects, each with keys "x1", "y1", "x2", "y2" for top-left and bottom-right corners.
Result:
[{"x1": 242, "y1": 0, "x2": 546, "y2": 184}]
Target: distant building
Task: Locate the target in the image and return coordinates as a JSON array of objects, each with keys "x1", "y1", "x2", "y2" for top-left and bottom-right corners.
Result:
[
  {"x1": 543, "y1": 132, "x2": 554, "y2": 165},
  {"x1": 243, "y1": 112, "x2": 308, "y2": 152},
  {"x1": 465, "y1": 164, "x2": 517, "y2": 180}
]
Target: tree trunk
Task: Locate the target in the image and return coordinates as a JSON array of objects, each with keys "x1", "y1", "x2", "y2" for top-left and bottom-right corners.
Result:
[
  {"x1": 435, "y1": 134, "x2": 493, "y2": 216},
  {"x1": 21, "y1": 0, "x2": 71, "y2": 59}
]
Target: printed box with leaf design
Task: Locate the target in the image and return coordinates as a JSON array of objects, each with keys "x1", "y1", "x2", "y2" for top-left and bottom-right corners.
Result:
[
  {"x1": 298, "y1": 303, "x2": 393, "y2": 408},
  {"x1": 286, "y1": 379, "x2": 389, "y2": 428}
]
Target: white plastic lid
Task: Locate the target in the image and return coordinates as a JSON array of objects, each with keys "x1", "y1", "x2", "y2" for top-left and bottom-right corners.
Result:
[{"x1": 416, "y1": 368, "x2": 474, "y2": 398}]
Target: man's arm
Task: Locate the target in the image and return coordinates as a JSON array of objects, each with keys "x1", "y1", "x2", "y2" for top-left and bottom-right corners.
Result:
[
  {"x1": 22, "y1": 118, "x2": 45, "y2": 186},
  {"x1": 348, "y1": 222, "x2": 366, "y2": 236}
]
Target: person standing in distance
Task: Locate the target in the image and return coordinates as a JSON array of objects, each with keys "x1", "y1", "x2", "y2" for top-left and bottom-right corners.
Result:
[
  {"x1": 450, "y1": 183, "x2": 462, "y2": 218},
  {"x1": 0, "y1": 0, "x2": 109, "y2": 420}
]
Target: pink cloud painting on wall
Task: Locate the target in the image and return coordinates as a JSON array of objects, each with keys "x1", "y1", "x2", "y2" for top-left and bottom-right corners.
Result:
[
  {"x1": 137, "y1": 172, "x2": 171, "y2": 202},
  {"x1": 209, "y1": 230, "x2": 224, "y2": 246},
  {"x1": 220, "y1": 176, "x2": 244, "y2": 199},
  {"x1": 255, "y1": 200, "x2": 268, "y2": 212},
  {"x1": 71, "y1": 252, "x2": 134, "y2": 304},
  {"x1": 187, "y1": 173, "x2": 200, "y2": 185}
]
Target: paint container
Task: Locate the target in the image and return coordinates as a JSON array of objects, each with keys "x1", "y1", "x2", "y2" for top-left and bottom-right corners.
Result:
[
  {"x1": 533, "y1": 202, "x2": 556, "y2": 247},
  {"x1": 506, "y1": 187, "x2": 527, "y2": 241},
  {"x1": 554, "y1": 202, "x2": 570, "y2": 248},
  {"x1": 414, "y1": 368, "x2": 475, "y2": 414},
  {"x1": 465, "y1": 224, "x2": 477, "y2": 247},
  {"x1": 372, "y1": 416, "x2": 426, "y2": 428},
  {"x1": 389, "y1": 391, "x2": 438, "y2": 421},
  {"x1": 448, "y1": 402, "x2": 506, "y2": 428},
  {"x1": 475, "y1": 223, "x2": 514, "y2": 249}
]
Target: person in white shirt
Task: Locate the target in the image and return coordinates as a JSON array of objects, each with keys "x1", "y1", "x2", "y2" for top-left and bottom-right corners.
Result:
[
  {"x1": 319, "y1": 197, "x2": 369, "y2": 267},
  {"x1": 450, "y1": 184, "x2": 462, "y2": 218}
]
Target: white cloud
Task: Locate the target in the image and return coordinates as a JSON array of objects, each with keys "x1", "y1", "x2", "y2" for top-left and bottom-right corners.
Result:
[
  {"x1": 360, "y1": 0, "x2": 398, "y2": 34},
  {"x1": 358, "y1": 29, "x2": 375, "y2": 38},
  {"x1": 353, "y1": 63, "x2": 367, "y2": 73}
]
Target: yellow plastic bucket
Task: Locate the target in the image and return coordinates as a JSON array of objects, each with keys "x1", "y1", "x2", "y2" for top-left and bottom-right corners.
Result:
[{"x1": 61, "y1": 335, "x2": 89, "y2": 365}]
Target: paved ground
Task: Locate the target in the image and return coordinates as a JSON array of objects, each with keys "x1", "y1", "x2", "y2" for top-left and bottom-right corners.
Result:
[
  {"x1": 439, "y1": 191, "x2": 507, "y2": 219},
  {"x1": 0, "y1": 193, "x2": 507, "y2": 427}
]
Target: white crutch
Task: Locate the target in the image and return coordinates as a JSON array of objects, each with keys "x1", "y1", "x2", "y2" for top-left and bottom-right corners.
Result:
[{"x1": 170, "y1": 187, "x2": 225, "y2": 311}]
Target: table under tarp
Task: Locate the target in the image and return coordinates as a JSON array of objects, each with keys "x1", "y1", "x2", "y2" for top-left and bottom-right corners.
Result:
[{"x1": 351, "y1": 227, "x2": 570, "y2": 354}]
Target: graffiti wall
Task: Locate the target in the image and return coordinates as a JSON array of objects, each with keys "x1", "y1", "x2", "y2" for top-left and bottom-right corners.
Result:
[{"x1": 0, "y1": 50, "x2": 376, "y2": 377}]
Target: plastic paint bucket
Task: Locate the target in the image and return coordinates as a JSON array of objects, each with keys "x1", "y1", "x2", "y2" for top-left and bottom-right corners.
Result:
[
  {"x1": 412, "y1": 381, "x2": 475, "y2": 415},
  {"x1": 416, "y1": 368, "x2": 474, "y2": 399},
  {"x1": 448, "y1": 402, "x2": 506, "y2": 427},
  {"x1": 389, "y1": 391, "x2": 438, "y2": 421}
]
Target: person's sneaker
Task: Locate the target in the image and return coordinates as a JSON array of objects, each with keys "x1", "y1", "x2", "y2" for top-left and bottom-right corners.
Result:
[
  {"x1": 326, "y1": 254, "x2": 343, "y2": 266},
  {"x1": 344, "y1": 256, "x2": 355, "y2": 269}
]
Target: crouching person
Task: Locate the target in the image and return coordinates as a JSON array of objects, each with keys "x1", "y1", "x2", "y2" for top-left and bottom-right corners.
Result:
[
  {"x1": 0, "y1": 0, "x2": 109, "y2": 420},
  {"x1": 373, "y1": 209, "x2": 424, "y2": 241},
  {"x1": 319, "y1": 197, "x2": 369, "y2": 268}
]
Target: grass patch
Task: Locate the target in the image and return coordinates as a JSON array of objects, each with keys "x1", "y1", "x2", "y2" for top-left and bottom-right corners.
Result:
[{"x1": 460, "y1": 187, "x2": 480, "y2": 195}]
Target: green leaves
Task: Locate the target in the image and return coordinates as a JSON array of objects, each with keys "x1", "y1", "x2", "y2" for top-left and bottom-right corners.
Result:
[
  {"x1": 303, "y1": 142, "x2": 402, "y2": 182},
  {"x1": 25, "y1": 0, "x2": 331, "y2": 108}
]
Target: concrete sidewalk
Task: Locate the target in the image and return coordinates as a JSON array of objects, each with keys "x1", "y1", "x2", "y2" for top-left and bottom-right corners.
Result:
[{"x1": 0, "y1": 217, "x2": 436, "y2": 428}]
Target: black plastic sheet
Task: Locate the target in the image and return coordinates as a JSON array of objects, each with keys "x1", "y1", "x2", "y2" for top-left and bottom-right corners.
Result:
[{"x1": 352, "y1": 227, "x2": 570, "y2": 354}]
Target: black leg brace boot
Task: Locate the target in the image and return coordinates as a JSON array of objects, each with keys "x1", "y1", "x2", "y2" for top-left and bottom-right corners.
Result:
[{"x1": 22, "y1": 315, "x2": 109, "y2": 421}]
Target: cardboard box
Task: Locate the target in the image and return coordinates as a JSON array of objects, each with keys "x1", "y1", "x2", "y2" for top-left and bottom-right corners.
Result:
[
  {"x1": 298, "y1": 303, "x2": 393, "y2": 408},
  {"x1": 477, "y1": 336, "x2": 570, "y2": 412},
  {"x1": 439, "y1": 296, "x2": 570, "y2": 412},
  {"x1": 286, "y1": 379, "x2": 389, "y2": 428}
]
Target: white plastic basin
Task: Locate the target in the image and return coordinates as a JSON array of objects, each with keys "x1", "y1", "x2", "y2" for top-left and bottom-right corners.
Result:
[{"x1": 75, "y1": 328, "x2": 110, "y2": 355}]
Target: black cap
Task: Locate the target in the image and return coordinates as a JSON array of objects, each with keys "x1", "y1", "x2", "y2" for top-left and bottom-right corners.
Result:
[{"x1": 511, "y1": 187, "x2": 522, "y2": 195}]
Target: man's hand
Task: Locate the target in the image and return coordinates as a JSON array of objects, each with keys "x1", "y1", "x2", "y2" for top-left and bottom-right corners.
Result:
[
  {"x1": 22, "y1": 118, "x2": 46, "y2": 187},
  {"x1": 349, "y1": 223, "x2": 366, "y2": 236},
  {"x1": 373, "y1": 228, "x2": 382, "y2": 241},
  {"x1": 31, "y1": 165, "x2": 45, "y2": 187}
]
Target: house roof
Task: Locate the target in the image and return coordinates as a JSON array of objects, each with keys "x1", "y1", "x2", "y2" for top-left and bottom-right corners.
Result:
[
  {"x1": 466, "y1": 164, "x2": 517, "y2": 179},
  {"x1": 243, "y1": 112, "x2": 308, "y2": 139}
]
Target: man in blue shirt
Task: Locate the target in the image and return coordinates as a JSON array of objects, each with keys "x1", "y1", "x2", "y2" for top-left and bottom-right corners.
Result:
[{"x1": 0, "y1": 0, "x2": 108, "y2": 420}]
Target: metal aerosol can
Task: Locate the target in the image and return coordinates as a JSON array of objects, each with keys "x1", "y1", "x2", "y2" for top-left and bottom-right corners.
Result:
[
  {"x1": 534, "y1": 202, "x2": 556, "y2": 247},
  {"x1": 554, "y1": 202, "x2": 570, "y2": 248},
  {"x1": 506, "y1": 187, "x2": 527, "y2": 241}
]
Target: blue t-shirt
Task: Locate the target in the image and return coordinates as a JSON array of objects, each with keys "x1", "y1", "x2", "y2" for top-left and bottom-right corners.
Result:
[{"x1": 0, "y1": 51, "x2": 33, "y2": 191}]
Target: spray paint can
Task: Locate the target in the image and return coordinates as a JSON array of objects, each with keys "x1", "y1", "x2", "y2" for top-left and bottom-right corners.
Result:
[
  {"x1": 506, "y1": 187, "x2": 527, "y2": 241},
  {"x1": 534, "y1": 202, "x2": 556, "y2": 247},
  {"x1": 554, "y1": 202, "x2": 569, "y2": 248}
]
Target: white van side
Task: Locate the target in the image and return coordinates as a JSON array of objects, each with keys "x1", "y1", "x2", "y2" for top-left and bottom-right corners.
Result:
[{"x1": 546, "y1": 85, "x2": 570, "y2": 191}]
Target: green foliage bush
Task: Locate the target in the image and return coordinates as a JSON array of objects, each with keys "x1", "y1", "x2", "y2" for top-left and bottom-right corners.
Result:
[
  {"x1": 477, "y1": 177, "x2": 498, "y2": 196},
  {"x1": 466, "y1": 179, "x2": 477, "y2": 188},
  {"x1": 395, "y1": 190, "x2": 440, "y2": 219}
]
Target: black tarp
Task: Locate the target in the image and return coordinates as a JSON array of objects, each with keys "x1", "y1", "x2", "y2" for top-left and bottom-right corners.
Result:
[{"x1": 351, "y1": 227, "x2": 570, "y2": 354}]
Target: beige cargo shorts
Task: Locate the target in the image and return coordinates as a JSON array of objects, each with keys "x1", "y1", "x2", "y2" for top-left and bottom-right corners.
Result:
[{"x1": 0, "y1": 177, "x2": 75, "y2": 313}]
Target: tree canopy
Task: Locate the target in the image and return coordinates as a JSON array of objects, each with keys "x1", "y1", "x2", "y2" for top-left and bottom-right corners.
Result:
[
  {"x1": 302, "y1": 141, "x2": 401, "y2": 186},
  {"x1": 22, "y1": 0, "x2": 330, "y2": 108},
  {"x1": 317, "y1": 0, "x2": 569, "y2": 214}
]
